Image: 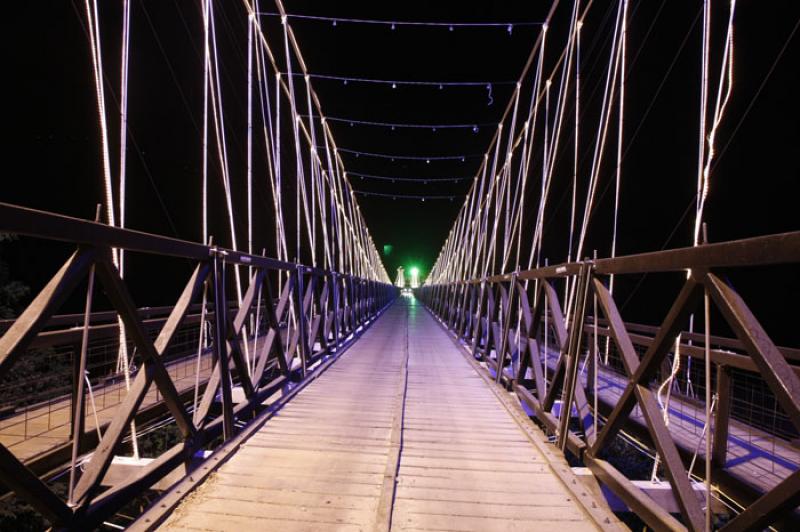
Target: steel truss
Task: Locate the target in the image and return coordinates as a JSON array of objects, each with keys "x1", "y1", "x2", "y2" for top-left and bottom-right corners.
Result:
[
  {"x1": 418, "y1": 230, "x2": 800, "y2": 532},
  {"x1": 0, "y1": 202, "x2": 396, "y2": 529}
]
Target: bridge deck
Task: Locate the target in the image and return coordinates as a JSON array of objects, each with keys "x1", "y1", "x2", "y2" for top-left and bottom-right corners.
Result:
[{"x1": 160, "y1": 298, "x2": 615, "y2": 531}]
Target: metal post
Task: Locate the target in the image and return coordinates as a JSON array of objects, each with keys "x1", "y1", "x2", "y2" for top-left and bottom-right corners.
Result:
[
  {"x1": 68, "y1": 259, "x2": 96, "y2": 506},
  {"x1": 212, "y1": 250, "x2": 234, "y2": 440},
  {"x1": 557, "y1": 263, "x2": 591, "y2": 452},
  {"x1": 496, "y1": 275, "x2": 517, "y2": 384},
  {"x1": 294, "y1": 266, "x2": 308, "y2": 377}
]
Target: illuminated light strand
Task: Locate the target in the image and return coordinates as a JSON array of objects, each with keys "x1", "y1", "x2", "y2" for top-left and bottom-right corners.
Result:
[
  {"x1": 609, "y1": 0, "x2": 628, "y2": 301},
  {"x1": 694, "y1": 0, "x2": 737, "y2": 247},
  {"x1": 207, "y1": 0, "x2": 245, "y2": 303},
  {"x1": 346, "y1": 171, "x2": 468, "y2": 183},
  {"x1": 567, "y1": 18, "x2": 581, "y2": 269},
  {"x1": 83, "y1": 0, "x2": 142, "y2": 461},
  {"x1": 259, "y1": 12, "x2": 543, "y2": 30},
  {"x1": 280, "y1": 15, "x2": 314, "y2": 266},
  {"x1": 119, "y1": 0, "x2": 131, "y2": 260},
  {"x1": 84, "y1": 0, "x2": 115, "y2": 233},
  {"x1": 694, "y1": 1, "x2": 711, "y2": 248},
  {"x1": 428, "y1": 0, "x2": 569, "y2": 284},
  {"x1": 285, "y1": 72, "x2": 515, "y2": 87},
  {"x1": 244, "y1": 7, "x2": 256, "y2": 375},
  {"x1": 202, "y1": 0, "x2": 210, "y2": 245},
  {"x1": 247, "y1": 10, "x2": 254, "y2": 260},
  {"x1": 334, "y1": 147, "x2": 479, "y2": 162},
  {"x1": 311, "y1": 115, "x2": 493, "y2": 131},
  {"x1": 117, "y1": 0, "x2": 138, "y2": 460},
  {"x1": 353, "y1": 190, "x2": 461, "y2": 201}
]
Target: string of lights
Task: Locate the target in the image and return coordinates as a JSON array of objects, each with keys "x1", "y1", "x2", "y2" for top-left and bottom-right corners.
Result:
[
  {"x1": 346, "y1": 171, "x2": 468, "y2": 183},
  {"x1": 260, "y1": 12, "x2": 543, "y2": 32},
  {"x1": 353, "y1": 190, "x2": 462, "y2": 201},
  {"x1": 284, "y1": 72, "x2": 515, "y2": 88},
  {"x1": 334, "y1": 147, "x2": 479, "y2": 162},
  {"x1": 308, "y1": 115, "x2": 494, "y2": 132}
]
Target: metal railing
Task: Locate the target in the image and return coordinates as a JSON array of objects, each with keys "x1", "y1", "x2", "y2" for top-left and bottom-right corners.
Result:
[
  {"x1": 0, "y1": 202, "x2": 397, "y2": 529},
  {"x1": 417, "y1": 230, "x2": 800, "y2": 532}
]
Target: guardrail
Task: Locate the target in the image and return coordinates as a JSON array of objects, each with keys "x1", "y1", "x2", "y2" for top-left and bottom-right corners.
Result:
[
  {"x1": 0, "y1": 202, "x2": 397, "y2": 529},
  {"x1": 417, "y1": 231, "x2": 800, "y2": 532}
]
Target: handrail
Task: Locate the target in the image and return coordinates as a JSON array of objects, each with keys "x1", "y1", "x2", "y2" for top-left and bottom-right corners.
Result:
[
  {"x1": 0, "y1": 202, "x2": 398, "y2": 528},
  {"x1": 417, "y1": 231, "x2": 800, "y2": 532}
]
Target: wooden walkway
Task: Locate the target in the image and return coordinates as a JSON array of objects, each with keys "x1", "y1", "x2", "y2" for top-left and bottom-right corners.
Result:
[{"x1": 159, "y1": 298, "x2": 618, "y2": 531}]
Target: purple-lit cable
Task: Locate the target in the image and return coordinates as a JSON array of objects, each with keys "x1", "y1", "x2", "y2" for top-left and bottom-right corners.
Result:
[
  {"x1": 312, "y1": 115, "x2": 493, "y2": 131},
  {"x1": 335, "y1": 147, "x2": 478, "y2": 161},
  {"x1": 353, "y1": 190, "x2": 462, "y2": 200},
  {"x1": 259, "y1": 12, "x2": 542, "y2": 31},
  {"x1": 284, "y1": 72, "x2": 514, "y2": 87},
  {"x1": 347, "y1": 171, "x2": 468, "y2": 183}
]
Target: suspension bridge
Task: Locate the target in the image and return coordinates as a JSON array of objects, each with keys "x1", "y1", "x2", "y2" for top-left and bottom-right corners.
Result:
[{"x1": 1, "y1": 1, "x2": 798, "y2": 531}]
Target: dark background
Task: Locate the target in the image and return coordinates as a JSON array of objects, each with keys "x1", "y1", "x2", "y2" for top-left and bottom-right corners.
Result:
[{"x1": 1, "y1": 1, "x2": 798, "y2": 342}]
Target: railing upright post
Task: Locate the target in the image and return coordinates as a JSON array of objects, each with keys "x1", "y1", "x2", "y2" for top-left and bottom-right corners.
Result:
[
  {"x1": 496, "y1": 275, "x2": 517, "y2": 384},
  {"x1": 68, "y1": 258, "x2": 96, "y2": 506},
  {"x1": 470, "y1": 281, "x2": 486, "y2": 359},
  {"x1": 211, "y1": 249, "x2": 234, "y2": 441},
  {"x1": 557, "y1": 263, "x2": 591, "y2": 452},
  {"x1": 713, "y1": 364, "x2": 731, "y2": 467},
  {"x1": 331, "y1": 272, "x2": 340, "y2": 348},
  {"x1": 294, "y1": 266, "x2": 308, "y2": 377}
]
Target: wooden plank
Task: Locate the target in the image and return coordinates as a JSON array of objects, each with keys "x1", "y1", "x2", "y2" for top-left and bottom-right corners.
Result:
[
  {"x1": 158, "y1": 299, "x2": 615, "y2": 531},
  {"x1": 394, "y1": 498, "x2": 588, "y2": 521},
  {"x1": 393, "y1": 511, "x2": 592, "y2": 532},
  {"x1": 164, "y1": 512, "x2": 365, "y2": 532}
]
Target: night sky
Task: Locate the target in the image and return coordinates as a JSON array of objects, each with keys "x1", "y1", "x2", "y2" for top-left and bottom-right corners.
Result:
[{"x1": 2, "y1": 1, "x2": 799, "y2": 341}]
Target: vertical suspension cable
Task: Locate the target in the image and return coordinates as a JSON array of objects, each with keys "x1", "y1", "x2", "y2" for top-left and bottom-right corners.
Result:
[
  {"x1": 202, "y1": 0, "x2": 210, "y2": 245},
  {"x1": 207, "y1": 3, "x2": 244, "y2": 304},
  {"x1": 244, "y1": 8, "x2": 255, "y2": 376},
  {"x1": 118, "y1": 0, "x2": 139, "y2": 460},
  {"x1": 84, "y1": 0, "x2": 116, "y2": 234},
  {"x1": 119, "y1": 0, "x2": 131, "y2": 268},
  {"x1": 694, "y1": 0, "x2": 711, "y2": 247},
  {"x1": 568, "y1": 19, "x2": 582, "y2": 269},
  {"x1": 247, "y1": 9, "x2": 254, "y2": 260},
  {"x1": 84, "y1": 0, "x2": 141, "y2": 459},
  {"x1": 694, "y1": 0, "x2": 737, "y2": 247},
  {"x1": 610, "y1": 0, "x2": 627, "y2": 285},
  {"x1": 703, "y1": 286, "x2": 712, "y2": 531}
]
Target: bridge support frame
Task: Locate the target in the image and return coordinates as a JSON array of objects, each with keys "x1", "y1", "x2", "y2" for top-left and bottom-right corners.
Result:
[{"x1": 417, "y1": 230, "x2": 800, "y2": 532}]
